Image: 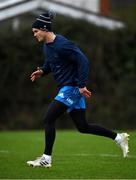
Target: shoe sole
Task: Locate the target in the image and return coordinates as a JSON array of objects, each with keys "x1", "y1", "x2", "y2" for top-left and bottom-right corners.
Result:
[{"x1": 27, "y1": 162, "x2": 51, "y2": 168}]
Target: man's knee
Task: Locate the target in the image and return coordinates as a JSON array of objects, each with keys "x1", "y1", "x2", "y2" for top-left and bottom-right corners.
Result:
[
  {"x1": 44, "y1": 113, "x2": 55, "y2": 125},
  {"x1": 44, "y1": 115, "x2": 55, "y2": 131}
]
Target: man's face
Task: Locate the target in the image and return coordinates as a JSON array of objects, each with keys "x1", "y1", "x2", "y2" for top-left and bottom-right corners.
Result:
[{"x1": 32, "y1": 28, "x2": 46, "y2": 42}]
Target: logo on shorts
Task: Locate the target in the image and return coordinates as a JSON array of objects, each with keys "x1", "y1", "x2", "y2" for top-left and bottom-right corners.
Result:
[
  {"x1": 58, "y1": 93, "x2": 64, "y2": 98},
  {"x1": 66, "y1": 98, "x2": 73, "y2": 105}
]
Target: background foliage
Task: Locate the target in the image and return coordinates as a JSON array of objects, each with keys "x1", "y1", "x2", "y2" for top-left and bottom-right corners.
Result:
[{"x1": 0, "y1": 12, "x2": 135, "y2": 130}]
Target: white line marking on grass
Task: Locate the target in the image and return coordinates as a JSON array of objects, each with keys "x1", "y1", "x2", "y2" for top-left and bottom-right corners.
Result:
[
  {"x1": 57, "y1": 153, "x2": 136, "y2": 159},
  {"x1": 71, "y1": 153, "x2": 119, "y2": 157},
  {"x1": 0, "y1": 150, "x2": 9, "y2": 154},
  {"x1": 127, "y1": 155, "x2": 136, "y2": 159},
  {"x1": 99, "y1": 153, "x2": 119, "y2": 157}
]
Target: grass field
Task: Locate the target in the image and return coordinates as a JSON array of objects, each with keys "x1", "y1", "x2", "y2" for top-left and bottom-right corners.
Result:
[{"x1": 0, "y1": 130, "x2": 136, "y2": 179}]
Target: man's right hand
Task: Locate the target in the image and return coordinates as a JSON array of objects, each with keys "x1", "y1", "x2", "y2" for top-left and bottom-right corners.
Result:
[{"x1": 30, "y1": 67, "x2": 43, "y2": 82}]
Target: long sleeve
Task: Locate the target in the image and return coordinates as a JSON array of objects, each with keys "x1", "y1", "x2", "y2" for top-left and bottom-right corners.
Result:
[{"x1": 41, "y1": 59, "x2": 51, "y2": 75}]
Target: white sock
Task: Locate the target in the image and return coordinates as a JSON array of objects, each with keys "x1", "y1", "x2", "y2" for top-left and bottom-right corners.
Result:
[
  {"x1": 115, "y1": 133, "x2": 121, "y2": 143},
  {"x1": 43, "y1": 154, "x2": 52, "y2": 163}
]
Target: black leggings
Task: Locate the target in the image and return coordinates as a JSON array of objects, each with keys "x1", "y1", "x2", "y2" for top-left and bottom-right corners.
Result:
[{"x1": 44, "y1": 100, "x2": 117, "y2": 155}]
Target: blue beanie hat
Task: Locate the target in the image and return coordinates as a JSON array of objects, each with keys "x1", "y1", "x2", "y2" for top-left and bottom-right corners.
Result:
[{"x1": 32, "y1": 11, "x2": 56, "y2": 31}]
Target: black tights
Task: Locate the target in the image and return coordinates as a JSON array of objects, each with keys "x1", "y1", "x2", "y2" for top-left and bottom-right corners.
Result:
[{"x1": 44, "y1": 100, "x2": 117, "y2": 155}]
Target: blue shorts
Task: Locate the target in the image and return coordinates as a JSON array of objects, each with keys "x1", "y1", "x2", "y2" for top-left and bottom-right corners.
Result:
[{"x1": 55, "y1": 86, "x2": 86, "y2": 113}]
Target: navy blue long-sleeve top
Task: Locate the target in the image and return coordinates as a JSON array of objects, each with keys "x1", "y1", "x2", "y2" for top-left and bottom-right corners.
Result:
[{"x1": 41, "y1": 34, "x2": 89, "y2": 88}]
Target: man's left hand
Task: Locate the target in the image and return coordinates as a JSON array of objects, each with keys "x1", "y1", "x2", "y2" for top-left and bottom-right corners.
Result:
[{"x1": 79, "y1": 87, "x2": 92, "y2": 98}]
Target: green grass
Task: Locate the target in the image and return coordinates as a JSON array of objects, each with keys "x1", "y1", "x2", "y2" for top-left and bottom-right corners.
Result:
[{"x1": 0, "y1": 130, "x2": 136, "y2": 179}]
